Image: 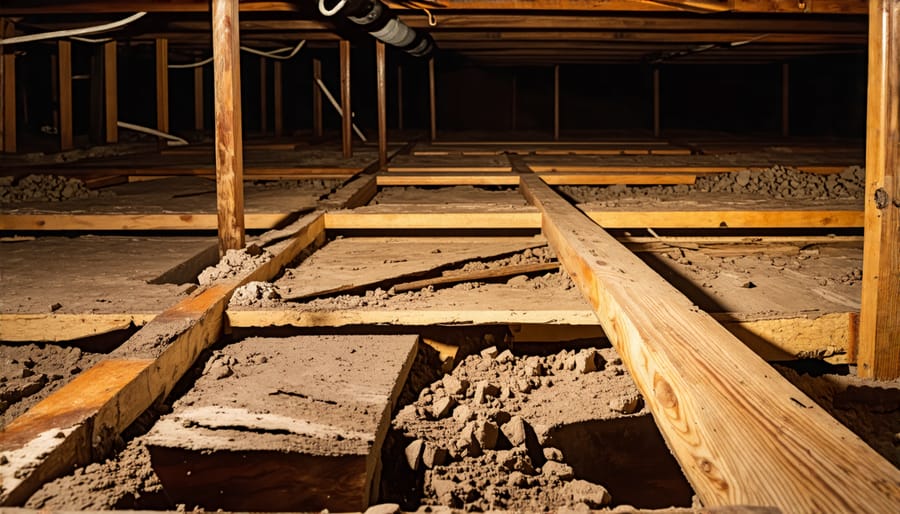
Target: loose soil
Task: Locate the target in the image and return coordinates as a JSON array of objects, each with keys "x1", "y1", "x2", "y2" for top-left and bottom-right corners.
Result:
[{"x1": 0, "y1": 174, "x2": 108, "y2": 204}]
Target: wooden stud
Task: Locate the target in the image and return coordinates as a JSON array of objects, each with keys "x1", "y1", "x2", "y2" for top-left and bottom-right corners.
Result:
[
  {"x1": 50, "y1": 53, "x2": 59, "y2": 135},
  {"x1": 376, "y1": 41, "x2": 387, "y2": 168},
  {"x1": 781, "y1": 62, "x2": 790, "y2": 137},
  {"x1": 259, "y1": 56, "x2": 267, "y2": 134},
  {"x1": 1, "y1": 19, "x2": 15, "y2": 153},
  {"x1": 312, "y1": 57, "x2": 323, "y2": 138},
  {"x1": 58, "y1": 40, "x2": 73, "y2": 151},
  {"x1": 104, "y1": 42, "x2": 118, "y2": 144},
  {"x1": 273, "y1": 61, "x2": 283, "y2": 136},
  {"x1": 212, "y1": 0, "x2": 245, "y2": 253},
  {"x1": 858, "y1": 0, "x2": 900, "y2": 379},
  {"x1": 553, "y1": 64, "x2": 560, "y2": 141},
  {"x1": 511, "y1": 73, "x2": 517, "y2": 131},
  {"x1": 396, "y1": 64, "x2": 403, "y2": 131},
  {"x1": 653, "y1": 67, "x2": 661, "y2": 138},
  {"x1": 193, "y1": 65, "x2": 204, "y2": 131},
  {"x1": 340, "y1": 40, "x2": 352, "y2": 158},
  {"x1": 519, "y1": 174, "x2": 900, "y2": 511},
  {"x1": 428, "y1": 57, "x2": 436, "y2": 141},
  {"x1": 155, "y1": 38, "x2": 169, "y2": 139}
]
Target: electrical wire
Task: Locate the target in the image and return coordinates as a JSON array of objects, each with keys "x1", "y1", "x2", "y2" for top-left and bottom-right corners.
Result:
[
  {"x1": 0, "y1": 12, "x2": 147, "y2": 46},
  {"x1": 117, "y1": 121, "x2": 189, "y2": 146},
  {"x1": 168, "y1": 40, "x2": 306, "y2": 69}
]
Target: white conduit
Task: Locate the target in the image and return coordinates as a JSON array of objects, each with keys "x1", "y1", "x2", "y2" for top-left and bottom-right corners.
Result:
[
  {"x1": 117, "y1": 121, "x2": 189, "y2": 146},
  {"x1": 0, "y1": 12, "x2": 147, "y2": 45},
  {"x1": 168, "y1": 40, "x2": 306, "y2": 69},
  {"x1": 315, "y1": 78, "x2": 368, "y2": 142}
]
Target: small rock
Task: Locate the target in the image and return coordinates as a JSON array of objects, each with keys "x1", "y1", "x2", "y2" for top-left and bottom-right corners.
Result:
[
  {"x1": 480, "y1": 346, "x2": 499, "y2": 359},
  {"x1": 473, "y1": 420, "x2": 499, "y2": 450},
  {"x1": 609, "y1": 394, "x2": 643, "y2": 414},
  {"x1": 404, "y1": 439, "x2": 424, "y2": 471},
  {"x1": 422, "y1": 443, "x2": 448, "y2": 468},
  {"x1": 431, "y1": 396, "x2": 457, "y2": 419},
  {"x1": 501, "y1": 416, "x2": 529, "y2": 447},
  {"x1": 431, "y1": 478, "x2": 457, "y2": 505},
  {"x1": 49, "y1": 302, "x2": 62, "y2": 312},
  {"x1": 508, "y1": 471, "x2": 528, "y2": 487},
  {"x1": 474, "y1": 381, "x2": 500, "y2": 404},
  {"x1": 516, "y1": 378, "x2": 532, "y2": 394},
  {"x1": 575, "y1": 349, "x2": 605, "y2": 374},
  {"x1": 565, "y1": 479, "x2": 612, "y2": 507},
  {"x1": 543, "y1": 460, "x2": 575, "y2": 480},
  {"x1": 441, "y1": 375, "x2": 469, "y2": 396},
  {"x1": 496, "y1": 349, "x2": 515, "y2": 364},
  {"x1": 543, "y1": 447, "x2": 564, "y2": 462},
  {"x1": 364, "y1": 503, "x2": 400, "y2": 514},
  {"x1": 453, "y1": 403, "x2": 474, "y2": 424}
]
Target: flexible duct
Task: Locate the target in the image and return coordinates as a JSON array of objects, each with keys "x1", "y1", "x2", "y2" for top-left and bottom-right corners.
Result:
[{"x1": 318, "y1": 0, "x2": 434, "y2": 58}]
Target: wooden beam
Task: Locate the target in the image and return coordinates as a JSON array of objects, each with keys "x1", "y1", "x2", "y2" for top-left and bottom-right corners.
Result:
[
  {"x1": 394, "y1": 261, "x2": 559, "y2": 293},
  {"x1": 553, "y1": 64, "x2": 560, "y2": 141},
  {"x1": 0, "y1": 313, "x2": 156, "y2": 342},
  {"x1": 212, "y1": 0, "x2": 245, "y2": 253},
  {"x1": 511, "y1": 73, "x2": 517, "y2": 131},
  {"x1": 259, "y1": 56, "x2": 267, "y2": 134},
  {"x1": 103, "y1": 42, "x2": 118, "y2": 144},
  {"x1": 312, "y1": 57, "x2": 323, "y2": 138},
  {"x1": 653, "y1": 67, "x2": 661, "y2": 138},
  {"x1": 0, "y1": 213, "x2": 295, "y2": 231},
  {"x1": 0, "y1": 212, "x2": 327, "y2": 507},
  {"x1": 396, "y1": 64, "x2": 403, "y2": 131},
  {"x1": 0, "y1": 18, "x2": 15, "y2": 153},
  {"x1": 518, "y1": 174, "x2": 900, "y2": 511},
  {"x1": 156, "y1": 38, "x2": 170, "y2": 144},
  {"x1": 194, "y1": 65, "x2": 204, "y2": 131},
  {"x1": 340, "y1": 40, "x2": 352, "y2": 158},
  {"x1": 858, "y1": 0, "x2": 900, "y2": 379},
  {"x1": 273, "y1": 61, "x2": 283, "y2": 136},
  {"x1": 428, "y1": 57, "x2": 436, "y2": 141},
  {"x1": 781, "y1": 62, "x2": 790, "y2": 137},
  {"x1": 376, "y1": 41, "x2": 387, "y2": 168},
  {"x1": 58, "y1": 40, "x2": 73, "y2": 151}
]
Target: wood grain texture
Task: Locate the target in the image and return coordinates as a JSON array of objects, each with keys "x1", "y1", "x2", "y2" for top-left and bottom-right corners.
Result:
[
  {"x1": 519, "y1": 174, "x2": 900, "y2": 511},
  {"x1": 858, "y1": 0, "x2": 900, "y2": 379},
  {"x1": 1, "y1": 18, "x2": 15, "y2": 153},
  {"x1": 194, "y1": 66, "x2": 204, "y2": 131},
  {"x1": 312, "y1": 57, "x2": 323, "y2": 138},
  {"x1": 155, "y1": 38, "x2": 169, "y2": 136},
  {"x1": 103, "y1": 42, "x2": 118, "y2": 144},
  {"x1": 58, "y1": 41, "x2": 72, "y2": 151},
  {"x1": 340, "y1": 40, "x2": 352, "y2": 157},
  {"x1": 376, "y1": 41, "x2": 387, "y2": 168},
  {"x1": 212, "y1": 0, "x2": 246, "y2": 253}
]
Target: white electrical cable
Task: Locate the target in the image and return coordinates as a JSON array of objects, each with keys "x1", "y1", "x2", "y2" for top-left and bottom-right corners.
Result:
[
  {"x1": 168, "y1": 40, "x2": 306, "y2": 69},
  {"x1": 117, "y1": 121, "x2": 189, "y2": 146},
  {"x1": 315, "y1": 77, "x2": 368, "y2": 142},
  {"x1": 168, "y1": 56, "x2": 214, "y2": 69},
  {"x1": 319, "y1": 0, "x2": 348, "y2": 17},
  {"x1": 0, "y1": 12, "x2": 147, "y2": 46}
]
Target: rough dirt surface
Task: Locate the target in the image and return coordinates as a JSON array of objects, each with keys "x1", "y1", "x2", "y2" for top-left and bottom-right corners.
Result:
[
  {"x1": 0, "y1": 344, "x2": 103, "y2": 426},
  {"x1": 197, "y1": 245, "x2": 272, "y2": 285},
  {"x1": 0, "y1": 174, "x2": 109, "y2": 204},
  {"x1": 560, "y1": 166, "x2": 866, "y2": 206},
  {"x1": 388, "y1": 345, "x2": 650, "y2": 511}
]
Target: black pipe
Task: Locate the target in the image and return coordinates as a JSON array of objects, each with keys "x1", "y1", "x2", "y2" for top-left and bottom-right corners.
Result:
[{"x1": 319, "y1": 0, "x2": 435, "y2": 58}]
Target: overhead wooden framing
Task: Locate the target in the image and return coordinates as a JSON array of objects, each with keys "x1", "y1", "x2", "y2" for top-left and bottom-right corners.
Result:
[
  {"x1": 0, "y1": 18, "x2": 15, "y2": 153},
  {"x1": 194, "y1": 66, "x2": 204, "y2": 131},
  {"x1": 58, "y1": 40, "x2": 73, "y2": 151},
  {"x1": 103, "y1": 41, "x2": 118, "y2": 144},
  {"x1": 376, "y1": 41, "x2": 388, "y2": 168},
  {"x1": 312, "y1": 57, "x2": 323, "y2": 138},
  {"x1": 156, "y1": 38, "x2": 170, "y2": 140},
  {"x1": 858, "y1": 0, "x2": 900, "y2": 380},
  {"x1": 340, "y1": 40, "x2": 352, "y2": 158}
]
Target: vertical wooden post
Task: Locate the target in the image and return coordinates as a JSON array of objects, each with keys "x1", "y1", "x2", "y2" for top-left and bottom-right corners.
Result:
[
  {"x1": 58, "y1": 40, "x2": 73, "y2": 151},
  {"x1": 50, "y1": 53, "x2": 59, "y2": 135},
  {"x1": 781, "y1": 62, "x2": 790, "y2": 137},
  {"x1": 376, "y1": 41, "x2": 387, "y2": 168},
  {"x1": 859, "y1": 0, "x2": 900, "y2": 379},
  {"x1": 155, "y1": 38, "x2": 169, "y2": 141},
  {"x1": 511, "y1": 73, "x2": 517, "y2": 131},
  {"x1": 259, "y1": 57, "x2": 267, "y2": 134},
  {"x1": 553, "y1": 64, "x2": 560, "y2": 141},
  {"x1": 428, "y1": 57, "x2": 436, "y2": 141},
  {"x1": 0, "y1": 19, "x2": 16, "y2": 153},
  {"x1": 104, "y1": 41, "x2": 118, "y2": 144},
  {"x1": 396, "y1": 64, "x2": 403, "y2": 131},
  {"x1": 653, "y1": 67, "x2": 661, "y2": 138},
  {"x1": 340, "y1": 40, "x2": 352, "y2": 158},
  {"x1": 312, "y1": 57, "x2": 323, "y2": 138},
  {"x1": 194, "y1": 66, "x2": 204, "y2": 131},
  {"x1": 273, "y1": 61, "x2": 283, "y2": 136},
  {"x1": 212, "y1": 0, "x2": 245, "y2": 253}
]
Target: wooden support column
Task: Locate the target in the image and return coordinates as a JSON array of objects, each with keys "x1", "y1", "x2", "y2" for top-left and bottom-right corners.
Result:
[
  {"x1": 511, "y1": 73, "x2": 517, "y2": 131},
  {"x1": 273, "y1": 61, "x2": 283, "y2": 136},
  {"x1": 859, "y1": 0, "x2": 900, "y2": 379},
  {"x1": 155, "y1": 38, "x2": 169, "y2": 141},
  {"x1": 259, "y1": 57, "x2": 267, "y2": 134},
  {"x1": 519, "y1": 174, "x2": 900, "y2": 511},
  {"x1": 0, "y1": 19, "x2": 15, "y2": 153},
  {"x1": 58, "y1": 40, "x2": 73, "y2": 151},
  {"x1": 397, "y1": 64, "x2": 403, "y2": 131},
  {"x1": 553, "y1": 64, "x2": 560, "y2": 141},
  {"x1": 212, "y1": 0, "x2": 245, "y2": 253},
  {"x1": 781, "y1": 62, "x2": 790, "y2": 137},
  {"x1": 376, "y1": 41, "x2": 387, "y2": 168},
  {"x1": 194, "y1": 66, "x2": 204, "y2": 131},
  {"x1": 340, "y1": 40, "x2": 352, "y2": 158},
  {"x1": 104, "y1": 41, "x2": 118, "y2": 144},
  {"x1": 428, "y1": 57, "x2": 436, "y2": 141},
  {"x1": 50, "y1": 54, "x2": 59, "y2": 135},
  {"x1": 312, "y1": 57, "x2": 323, "y2": 138},
  {"x1": 653, "y1": 67, "x2": 661, "y2": 138}
]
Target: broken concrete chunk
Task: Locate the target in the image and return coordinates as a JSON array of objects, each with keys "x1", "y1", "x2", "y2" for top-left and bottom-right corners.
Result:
[
  {"x1": 574, "y1": 349, "x2": 605, "y2": 374},
  {"x1": 501, "y1": 415, "x2": 529, "y2": 447},
  {"x1": 453, "y1": 403, "x2": 474, "y2": 425},
  {"x1": 473, "y1": 420, "x2": 500, "y2": 451},
  {"x1": 543, "y1": 460, "x2": 575, "y2": 481},
  {"x1": 480, "y1": 346, "x2": 499, "y2": 359},
  {"x1": 496, "y1": 349, "x2": 515, "y2": 364},
  {"x1": 441, "y1": 375, "x2": 469, "y2": 396},
  {"x1": 404, "y1": 439, "x2": 424, "y2": 471},
  {"x1": 564, "y1": 479, "x2": 612, "y2": 508},
  {"x1": 422, "y1": 443, "x2": 449, "y2": 469},
  {"x1": 431, "y1": 395, "x2": 457, "y2": 419},
  {"x1": 475, "y1": 381, "x2": 501, "y2": 404}
]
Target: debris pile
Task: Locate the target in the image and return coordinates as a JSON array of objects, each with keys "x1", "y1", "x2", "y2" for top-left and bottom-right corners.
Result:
[
  {"x1": 0, "y1": 174, "x2": 107, "y2": 204},
  {"x1": 197, "y1": 244, "x2": 271, "y2": 285}
]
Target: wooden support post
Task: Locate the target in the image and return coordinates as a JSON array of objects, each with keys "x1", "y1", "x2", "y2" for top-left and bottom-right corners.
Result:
[
  {"x1": 781, "y1": 62, "x2": 790, "y2": 137},
  {"x1": 397, "y1": 64, "x2": 403, "y2": 131},
  {"x1": 58, "y1": 40, "x2": 73, "y2": 151},
  {"x1": 511, "y1": 73, "x2": 517, "y2": 131},
  {"x1": 553, "y1": 64, "x2": 560, "y2": 141},
  {"x1": 376, "y1": 41, "x2": 387, "y2": 168},
  {"x1": 155, "y1": 38, "x2": 169, "y2": 141},
  {"x1": 104, "y1": 42, "x2": 118, "y2": 144},
  {"x1": 428, "y1": 57, "x2": 436, "y2": 141},
  {"x1": 50, "y1": 54, "x2": 59, "y2": 135},
  {"x1": 212, "y1": 0, "x2": 245, "y2": 253},
  {"x1": 259, "y1": 56, "x2": 267, "y2": 134},
  {"x1": 340, "y1": 40, "x2": 352, "y2": 158},
  {"x1": 0, "y1": 19, "x2": 15, "y2": 153},
  {"x1": 312, "y1": 57, "x2": 323, "y2": 138},
  {"x1": 273, "y1": 61, "x2": 283, "y2": 136},
  {"x1": 859, "y1": 0, "x2": 900, "y2": 379},
  {"x1": 194, "y1": 66, "x2": 204, "y2": 131},
  {"x1": 653, "y1": 67, "x2": 661, "y2": 138},
  {"x1": 519, "y1": 174, "x2": 900, "y2": 511}
]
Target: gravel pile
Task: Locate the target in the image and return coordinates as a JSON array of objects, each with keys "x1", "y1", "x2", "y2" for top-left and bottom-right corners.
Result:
[{"x1": 0, "y1": 174, "x2": 107, "y2": 204}]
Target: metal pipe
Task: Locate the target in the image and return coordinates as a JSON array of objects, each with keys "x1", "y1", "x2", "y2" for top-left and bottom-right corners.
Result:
[{"x1": 318, "y1": 0, "x2": 435, "y2": 58}]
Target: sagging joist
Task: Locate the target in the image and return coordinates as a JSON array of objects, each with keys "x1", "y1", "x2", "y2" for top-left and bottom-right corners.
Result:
[
  {"x1": 0, "y1": 211, "x2": 328, "y2": 506},
  {"x1": 518, "y1": 174, "x2": 900, "y2": 511}
]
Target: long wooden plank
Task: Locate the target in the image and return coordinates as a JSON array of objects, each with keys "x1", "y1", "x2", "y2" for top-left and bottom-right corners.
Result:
[
  {"x1": 376, "y1": 174, "x2": 521, "y2": 186},
  {"x1": 312, "y1": 58, "x2": 323, "y2": 138},
  {"x1": 393, "y1": 261, "x2": 559, "y2": 293},
  {"x1": 156, "y1": 39, "x2": 169, "y2": 137},
  {"x1": 58, "y1": 41, "x2": 72, "y2": 152},
  {"x1": 376, "y1": 41, "x2": 387, "y2": 168},
  {"x1": 518, "y1": 174, "x2": 900, "y2": 511},
  {"x1": 0, "y1": 313, "x2": 156, "y2": 342},
  {"x1": 194, "y1": 66, "x2": 204, "y2": 131},
  {"x1": 212, "y1": 0, "x2": 245, "y2": 253},
  {"x1": 340, "y1": 40, "x2": 352, "y2": 158},
  {"x1": 0, "y1": 212, "x2": 327, "y2": 506},
  {"x1": 1, "y1": 18, "x2": 16, "y2": 153},
  {"x1": 858, "y1": 0, "x2": 900, "y2": 379},
  {"x1": 0, "y1": 213, "x2": 293, "y2": 231}
]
